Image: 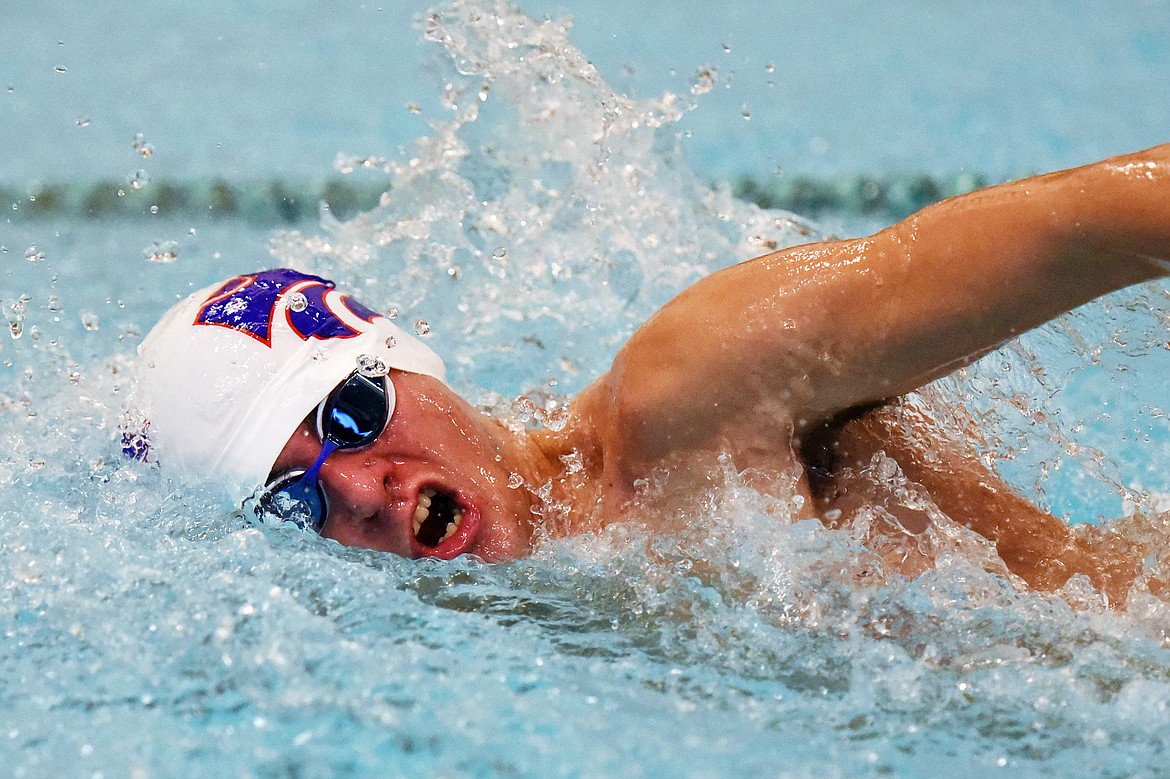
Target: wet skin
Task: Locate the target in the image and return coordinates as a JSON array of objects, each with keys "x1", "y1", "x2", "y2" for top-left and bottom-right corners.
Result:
[
  {"x1": 269, "y1": 145, "x2": 1170, "y2": 606},
  {"x1": 268, "y1": 371, "x2": 551, "y2": 562}
]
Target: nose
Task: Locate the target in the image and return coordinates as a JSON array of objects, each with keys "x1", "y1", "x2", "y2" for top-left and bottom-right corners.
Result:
[{"x1": 315, "y1": 453, "x2": 407, "y2": 553}]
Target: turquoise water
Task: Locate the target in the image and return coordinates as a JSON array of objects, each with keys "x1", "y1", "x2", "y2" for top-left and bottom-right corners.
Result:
[{"x1": 5, "y1": 2, "x2": 1170, "y2": 777}]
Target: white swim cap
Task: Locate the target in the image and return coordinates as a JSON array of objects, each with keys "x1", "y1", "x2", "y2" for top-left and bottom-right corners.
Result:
[{"x1": 127, "y1": 268, "x2": 447, "y2": 502}]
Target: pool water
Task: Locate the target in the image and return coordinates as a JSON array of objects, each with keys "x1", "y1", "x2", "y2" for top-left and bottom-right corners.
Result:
[{"x1": 5, "y1": 1, "x2": 1170, "y2": 776}]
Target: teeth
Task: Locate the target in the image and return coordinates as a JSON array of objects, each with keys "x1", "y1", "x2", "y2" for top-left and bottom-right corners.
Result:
[{"x1": 412, "y1": 487, "x2": 464, "y2": 545}]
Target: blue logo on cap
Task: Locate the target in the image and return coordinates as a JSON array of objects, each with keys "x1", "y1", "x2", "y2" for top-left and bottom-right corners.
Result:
[{"x1": 194, "y1": 268, "x2": 379, "y2": 345}]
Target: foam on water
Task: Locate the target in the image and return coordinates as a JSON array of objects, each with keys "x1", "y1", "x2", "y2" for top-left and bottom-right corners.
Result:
[{"x1": 5, "y1": 1, "x2": 1170, "y2": 776}]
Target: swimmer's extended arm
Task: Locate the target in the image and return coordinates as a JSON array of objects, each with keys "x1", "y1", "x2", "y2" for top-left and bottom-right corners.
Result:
[{"x1": 585, "y1": 144, "x2": 1170, "y2": 463}]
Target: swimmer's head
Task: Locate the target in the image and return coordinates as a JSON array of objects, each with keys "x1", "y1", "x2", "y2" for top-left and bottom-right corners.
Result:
[{"x1": 126, "y1": 268, "x2": 446, "y2": 501}]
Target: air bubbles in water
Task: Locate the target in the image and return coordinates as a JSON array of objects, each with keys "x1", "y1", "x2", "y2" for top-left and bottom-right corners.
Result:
[
  {"x1": 127, "y1": 169, "x2": 150, "y2": 190},
  {"x1": 24, "y1": 245, "x2": 45, "y2": 263},
  {"x1": 414, "y1": 320, "x2": 430, "y2": 336},
  {"x1": 144, "y1": 240, "x2": 179, "y2": 263}
]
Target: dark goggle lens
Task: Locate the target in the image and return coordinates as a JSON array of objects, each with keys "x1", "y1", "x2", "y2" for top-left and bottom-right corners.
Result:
[
  {"x1": 317, "y1": 373, "x2": 390, "y2": 449},
  {"x1": 256, "y1": 371, "x2": 392, "y2": 534},
  {"x1": 256, "y1": 469, "x2": 329, "y2": 533}
]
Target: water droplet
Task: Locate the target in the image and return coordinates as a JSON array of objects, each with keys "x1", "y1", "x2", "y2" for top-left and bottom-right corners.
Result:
[
  {"x1": 492, "y1": 247, "x2": 507, "y2": 259},
  {"x1": 286, "y1": 292, "x2": 308, "y2": 312},
  {"x1": 741, "y1": 103, "x2": 751, "y2": 121},
  {"x1": 559, "y1": 450, "x2": 584, "y2": 474},
  {"x1": 143, "y1": 240, "x2": 179, "y2": 263},
  {"x1": 75, "y1": 117, "x2": 90, "y2": 127},
  {"x1": 356, "y1": 353, "x2": 388, "y2": 377},
  {"x1": 132, "y1": 132, "x2": 154, "y2": 157},
  {"x1": 765, "y1": 63, "x2": 775, "y2": 74},
  {"x1": 187, "y1": 227, "x2": 197, "y2": 237},
  {"x1": 24, "y1": 245, "x2": 45, "y2": 263},
  {"x1": 81, "y1": 313, "x2": 100, "y2": 331},
  {"x1": 722, "y1": 43, "x2": 731, "y2": 53},
  {"x1": 447, "y1": 266, "x2": 462, "y2": 280},
  {"x1": 414, "y1": 320, "x2": 430, "y2": 336},
  {"x1": 127, "y1": 169, "x2": 150, "y2": 189},
  {"x1": 385, "y1": 306, "x2": 398, "y2": 319},
  {"x1": 691, "y1": 66, "x2": 717, "y2": 95},
  {"x1": 8, "y1": 320, "x2": 23, "y2": 340},
  {"x1": 406, "y1": 102, "x2": 422, "y2": 114},
  {"x1": 149, "y1": 205, "x2": 159, "y2": 214},
  {"x1": 507, "y1": 472, "x2": 525, "y2": 489},
  {"x1": 385, "y1": 336, "x2": 398, "y2": 349},
  {"x1": 54, "y1": 65, "x2": 68, "y2": 74}
]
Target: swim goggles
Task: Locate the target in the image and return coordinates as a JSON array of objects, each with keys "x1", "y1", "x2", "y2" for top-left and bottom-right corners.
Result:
[{"x1": 255, "y1": 368, "x2": 394, "y2": 533}]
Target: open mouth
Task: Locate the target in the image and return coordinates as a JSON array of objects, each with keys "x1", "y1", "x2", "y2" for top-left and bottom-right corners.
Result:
[{"x1": 412, "y1": 486, "x2": 465, "y2": 548}]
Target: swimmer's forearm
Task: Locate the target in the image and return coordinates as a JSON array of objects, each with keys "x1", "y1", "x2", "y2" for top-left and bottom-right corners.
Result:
[
  {"x1": 778, "y1": 144, "x2": 1170, "y2": 419},
  {"x1": 856, "y1": 142, "x2": 1170, "y2": 378}
]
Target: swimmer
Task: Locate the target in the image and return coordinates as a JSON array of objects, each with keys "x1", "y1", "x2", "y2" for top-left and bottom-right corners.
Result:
[{"x1": 130, "y1": 144, "x2": 1170, "y2": 606}]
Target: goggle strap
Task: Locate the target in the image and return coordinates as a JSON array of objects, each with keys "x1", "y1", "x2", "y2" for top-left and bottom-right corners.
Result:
[{"x1": 298, "y1": 438, "x2": 340, "y2": 487}]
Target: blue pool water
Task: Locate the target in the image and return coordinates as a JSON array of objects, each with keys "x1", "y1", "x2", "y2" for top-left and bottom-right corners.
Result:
[{"x1": 4, "y1": 1, "x2": 1170, "y2": 777}]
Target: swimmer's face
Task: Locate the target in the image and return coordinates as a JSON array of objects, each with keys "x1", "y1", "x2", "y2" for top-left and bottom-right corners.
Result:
[{"x1": 267, "y1": 371, "x2": 537, "y2": 561}]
